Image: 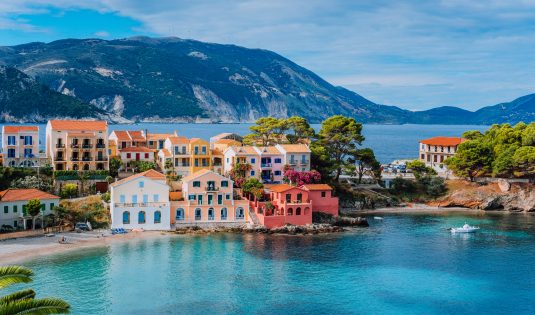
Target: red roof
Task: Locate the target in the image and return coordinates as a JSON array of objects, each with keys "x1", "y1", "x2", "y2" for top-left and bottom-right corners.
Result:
[
  {"x1": 301, "y1": 184, "x2": 333, "y2": 191},
  {"x1": 49, "y1": 120, "x2": 107, "y2": 131},
  {"x1": 0, "y1": 189, "x2": 60, "y2": 202},
  {"x1": 3, "y1": 126, "x2": 39, "y2": 133},
  {"x1": 268, "y1": 184, "x2": 304, "y2": 193},
  {"x1": 420, "y1": 137, "x2": 465, "y2": 146},
  {"x1": 113, "y1": 130, "x2": 146, "y2": 142}
]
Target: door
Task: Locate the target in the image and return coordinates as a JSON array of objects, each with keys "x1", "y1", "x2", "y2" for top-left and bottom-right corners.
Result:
[{"x1": 136, "y1": 153, "x2": 140, "y2": 161}]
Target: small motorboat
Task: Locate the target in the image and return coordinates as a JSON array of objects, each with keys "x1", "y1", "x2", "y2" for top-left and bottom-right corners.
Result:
[
  {"x1": 373, "y1": 216, "x2": 384, "y2": 220},
  {"x1": 451, "y1": 223, "x2": 480, "y2": 233}
]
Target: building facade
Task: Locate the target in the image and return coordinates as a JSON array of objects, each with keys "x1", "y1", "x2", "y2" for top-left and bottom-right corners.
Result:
[
  {"x1": 171, "y1": 169, "x2": 249, "y2": 226},
  {"x1": 108, "y1": 130, "x2": 148, "y2": 157},
  {"x1": 1, "y1": 126, "x2": 42, "y2": 167},
  {"x1": 275, "y1": 144, "x2": 311, "y2": 172},
  {"x1": 301, "y1": 184, "x2": 339, "y2": 216},
  {"x1": 110, "y1": 170, "x2": 171, "y2": 230},
  {"x1": 419, "y1": 137, "x2": 465, "y2": 166},
  {"x1": 45, "y1": 120, "x2": 109, "y2": 171},
  {"x1": 0, "y1": 189, "x2": 60, "y2": 229}
]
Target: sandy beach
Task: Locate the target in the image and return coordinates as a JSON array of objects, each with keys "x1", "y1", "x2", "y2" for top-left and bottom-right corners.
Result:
[{"x1": 0, "y1": 230, "x2": 171, "y2": 265}]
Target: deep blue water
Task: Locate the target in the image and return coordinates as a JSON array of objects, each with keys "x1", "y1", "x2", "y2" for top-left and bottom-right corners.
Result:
[
  {"x1": 0, "y1": 123, "x2": 488, "y2": 163},
  {"x1": 9, "y1": 212, "x2": 535, "y2": 314}
]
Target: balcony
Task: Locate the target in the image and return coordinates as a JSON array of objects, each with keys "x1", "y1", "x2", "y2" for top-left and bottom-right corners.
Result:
[
  {"x1": 205, "y1": 186, "x2": 219, "y2": 191},
  {"x1": 70, "y1": 157, "x2": 80, "y2": 161},
  {"x1": 96, "y1": 156, "x2": 108, "y2": 161},
  {"x1": 114, "y1": 202, "x2": 168, "y2": 208},
  {"x1": 261, "y1": 163, "x2": 272, "y2": 168},
  {"x1": 70, "y1": 143, "x2": 80, "y2": 148},
  {"x1": 96, "y1": 143, "x2": 106, "y2": 148},
  {"x1": 55, "y1": 156, "x2": 65, "y2": 161},
  {"x1": 82, "y1": 156, "x2": 92, "y2": 161},
  {"x1": 300, "y1": 159, "x2": 309, "y2": 164},
  {"x1": 82, "y1": 143, "x2": 92, "y2": 149},
  {"x1": 55, "y1": 143, "x2": 65, "y2": 149},
  {"x1": 288, "y1": 160, "x2": 297, "y2": 165}
]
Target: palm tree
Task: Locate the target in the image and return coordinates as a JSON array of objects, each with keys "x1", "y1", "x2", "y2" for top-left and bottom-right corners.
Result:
[{"x1": 0, "y1": 266, "x2": 70, "y2": 315}]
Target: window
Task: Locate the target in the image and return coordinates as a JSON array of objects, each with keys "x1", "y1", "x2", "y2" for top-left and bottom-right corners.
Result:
[
  {"x1": 297, "y1": 193, "x2": 302, "y2": 202},
  {"x1": 182, "y1": 146, "x2": 186, "y2": 154},
  {"x1": 208, "y1": 208, "x2": 214, "y2": 220},
  {"x1": 217, "y1": 194, "x2": 223, "y2": 205},
  {"x1": 24, "y1": 148, "x2": 32, "y2": 157},
  {"x1": 139, "y1": 181, "x2": 144, "y2": 188},
  {"x1": 198, "y1": 195, "x2": 203, "y2": 205},
  {"x1": 24, "y1": 136, "x2": 32, "y2": 145},
  {"x1": 296, "y1": 207, "x2": 301, "y2": 215},
  {"x1": 195, "y1": 208, "x2": 201, "y2": 220},
  {"x1": 251, "y1": 158, "x2": 256, "y2": 164},
  {"x1": 49, "y1": 203, "x2": 54, "y2": 210},
  {"x1": 193, "y1": 181, "x2": 201, "y2": 187},
  {"x1": 14, "y1": 205, "x2": 18, "y2": 213},
  {"x1": 188, "y1": 194, "x2": 196, "y2": 200},
  {"x1": 175, "y1": 158, "x2": 179, "y2": 167},
  {"x1": 274, "y1": 170, "x2": 281, "y2": 176},
  {"x1": 138, "y1": 211, "x2": 146, "y2": 224},
  {"x1": 145, "y1": 153, "x2": 149, "y2": 159},
  {"x1": 194, "y1": 159, "x2": 199, "y2": 167},
  {"x1": 287, "y1": 208, "x2": 293, "y2": 215},
  {"x1": 221, "y1": 180, "x2": 229, "y2": 187},
  {"x1": 194, "y1": 146, "x2": 199, "y2": 154},
  {"x1": 274, "y1": 158, "x2": 282, "y2": 164},
  {"x1": 4, "y1": 206, "x2": 8, "y2": 214},
  {"x1": 120, "y1": 195, "x2": 126, "y2": 203},
  {"x1": 285, "y1": 194, "x2": 291, "y2": 203},
  {"x1": 7, "y1": 149, "x2": 15, "y2": 158},
  {"x1": 207, "y1": 194, "x2": 213, "y2": 205},
  {"x1": 202, "y1": 146, "x2": 207, "y2": 154},
  {"x1": 221, "y1": 208, "x2": 228, "y2": 220},
  {"x1": 143, "y1": 194, "x2": 149, "y2": 203},
  {"x1": 153, "y1": 194, "x2": 159, "y2": 202},
  {"x1": 226, "y1": 158, "x2": 229, "y2": 163},
  {"x1": 321, "y1": 191, "x2": 326, "y2": 198},
  {"x1": 126, "y1": 153, "x2": 131, "y2": 159},
  {"x1": 7, "y1": 136, "x2": 16, "y2": 145},
  {"x1": 251, "y1": 171, "x2": 255, "y2": 176},
  {"x1": 154, "y1": 211, "x2": 161, "y2": 224},
  {"x1": 174, "y1": 146, "x2": 179, "y2": 154},
  {"x1": 236, "y1": 207, "x2": 244, "y2": 219},
  {"x1": 226, "y1": 194, "x2": 231, "y2": 200},
  {"x1": 123, "y1": 211, "x2": 130, "y2": 224},
  {"x1": 132, "y1": 195, "x2": 138, "y2": 204},
  {"x1": 176, "y1": 208, "x2": 184, "y2": 220}
]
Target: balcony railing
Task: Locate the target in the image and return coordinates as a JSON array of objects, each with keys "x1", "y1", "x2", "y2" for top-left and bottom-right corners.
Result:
[
  {"x1": 261, "y1": 163, "x2": 272, "y2": 168},
  {"x1": 289, "y1": 160, "x2": 297, "y2": 165},
  {"x1": 96, "y1": 143, "x2": 105, "y2": 148},
  {"x1": 70, "y1": 157, "x2": 79, "y2": 161},
  {"x1": 195, "y1": 215, "x2": 201, "y2": 220},
  {"x1": 205, "y1": 186, "x2": 219, "y2": 191},
  {"x1": 56, "y1": 143, "x2": 65, "y2": 148},
  {"x1": 55, "y1": 157, "x2": 65, "y2": 161},
  {"x1": 82, "y1": 156, "x2": 92, "y2": 161},
  {"x1": 114, "y1": 202, "x2": 169, "y2": 207},
  {"x1": 96, "y1": 156, "x2": 108, "y2": 161},
  {"x1": 82, "y1": 144, "x2": 92, "y2": 149},
  {"x1": 300, "y1": 159, "x2": 309, "y2": 164}
]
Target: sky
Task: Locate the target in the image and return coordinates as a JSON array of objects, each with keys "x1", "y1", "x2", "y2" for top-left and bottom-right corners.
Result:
[{"x1": 1, "y1": 0, "x2": 535, "y2": 111}]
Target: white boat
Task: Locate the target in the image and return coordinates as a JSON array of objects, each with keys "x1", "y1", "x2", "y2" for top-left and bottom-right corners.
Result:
[
  {"x1": 373, "y1": 216, "x2": 384, "y2": 220},
  {"x1": 451, "y1": 223, "x2": 480, "y2": 233}
]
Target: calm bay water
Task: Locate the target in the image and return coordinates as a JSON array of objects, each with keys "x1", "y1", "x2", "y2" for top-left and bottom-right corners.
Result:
[
  {"x1": 10, "y1": 212, "x2": 535, "y2": 314},
  {"x1": 0, "y1": 123, "x2": 488, "y2": 163}
]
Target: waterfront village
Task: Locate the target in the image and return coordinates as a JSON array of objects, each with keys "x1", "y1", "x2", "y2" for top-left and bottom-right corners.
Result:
[{"x1": 0, "y1": 118, "x2": 473, "y2": 235}]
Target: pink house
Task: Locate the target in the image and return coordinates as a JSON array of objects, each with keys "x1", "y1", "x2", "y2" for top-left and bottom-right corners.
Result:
[
  {"x1": 300, "y1": 184, "x2": 339, "y2": 216},
  {"x1": 249, "y1": 184, "x2": 312, "y2": 228}
]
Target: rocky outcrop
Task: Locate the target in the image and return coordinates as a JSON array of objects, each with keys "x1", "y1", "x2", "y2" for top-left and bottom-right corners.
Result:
[{"x1": 430, "y1": 180, "x2": 535, "y2": 212}]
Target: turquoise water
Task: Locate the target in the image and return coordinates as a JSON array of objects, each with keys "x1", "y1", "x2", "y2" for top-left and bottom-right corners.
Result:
[
  {"x1": 9, "y1": 212, "x2": 535, "y2": 314},
  {"x1": 0, "y1": 123, "x2": 488, "y2": 163}
]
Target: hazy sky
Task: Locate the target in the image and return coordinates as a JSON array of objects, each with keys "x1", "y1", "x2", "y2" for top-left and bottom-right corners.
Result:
[{"x1": 1, "y1": 0, "x2": 535, "y2": 111}]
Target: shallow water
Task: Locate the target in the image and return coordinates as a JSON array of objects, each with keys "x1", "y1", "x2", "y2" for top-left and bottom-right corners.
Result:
[
  {"x1": 9, "y1": 212, "x2": 535, "y2": 314},
  {"x1": 0, "y1": 123, "x2": 488, "y2": 163}
]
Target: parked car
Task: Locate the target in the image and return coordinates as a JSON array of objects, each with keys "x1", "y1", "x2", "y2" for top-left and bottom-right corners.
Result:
[
  {"x1": 0, "y1": 225, "x2": 15, "y2": 233},
  {"x1": 75, "y1": 222, "x2": 91, "y2": 232}
]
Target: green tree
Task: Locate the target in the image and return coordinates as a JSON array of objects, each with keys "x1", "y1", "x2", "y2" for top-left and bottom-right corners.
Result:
[
  {"x1": 462, "y1": 130, "x2": 484, "y2": 140},
  {"x1": 164, "y1": 159, "x2": 173, "y2": 174},
  {"x1": 242, "y1": 178, "x2": 264, "y2": 195},
  {"x1": 0, "y1": 266, "x2": 70, "y2": 315},
  {"x1": 109, "y1": 157, "x2": 123, "y2": 177},
  {"x1": 521, "y1": 122, "x2": 535, "y2": 146},
  {"x1": 313, "y1": 115, "x2": 365, "y2": 181},
  {"x1": 352, "y1": 148, "x2": 381, "y2": 183},
  {"x1": 26, "y1": 199, "x2": 42, "y2": 230},
  {"x1": 445, "y1": 140, "x2": 493, "y2": 181},
  {"x1": 60, "y1": 184, "x2": 78, "y2": 199},
  {"x1": 492, "y1": 144, "x2": 519, "y2": 177},
  {"x1": 406, "y1": 160, "x2": 437, "y2": 179},
  {"x1": 285, "y1": 116, "x2": 315, "y2": 144},
  {"x1": 512, "y1": 146, "x2": 535, "y2": 181},
  {"x1": 246, "y1": 117, "x2": 287, "y2": 145},
  {"x1": 10, "y1": 176, "x2": 52, "y2": 192}
]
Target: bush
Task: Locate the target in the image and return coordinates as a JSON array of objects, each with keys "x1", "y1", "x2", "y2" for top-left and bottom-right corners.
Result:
[
  {"x1": 60, "y1": 183, "x2": 78, "y2": 198},
  {"x1": 101, "y1": 191, "x2": 111, "y2": 203}
]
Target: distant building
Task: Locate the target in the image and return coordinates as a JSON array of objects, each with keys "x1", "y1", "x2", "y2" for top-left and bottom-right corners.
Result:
[
  {"x1": 1, "y1": 126, "x2": 43, "y2": 167},
  {"x1": 108, "y1": 130, "x2": 148, "y2": 157},
  {"x1": 419, "y1": 137, "x2": 465, "y2": 167},
  {"x1": 171, "y1": 169, "x2": 249, "y2": 226},
  {"x1": 118, "y1": 146, "x2": 157, "y2": 171},
  {"x1": 0, "y1": 189, "x2": 60, "y2": 229},
  {"x1": 46, "y1": 120, "x2": 109, "y2": 171},
  {"x1": 110, "y1": 170, "x2": 171, "y2": 230}
]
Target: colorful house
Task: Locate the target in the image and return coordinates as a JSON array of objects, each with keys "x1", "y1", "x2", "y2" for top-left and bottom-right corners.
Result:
[
  {"x1": 118, "y1": 146, "x2": 157, "y2": 171},
  {"x1": 171, "y1": 169, "x2": 249, "y2": 226},
  {"x1": 300, "y1": 184, "x2": 339, "y2": 216},
  {"x1": 0, "y1": 189, "x2": 60, "y2": 230},
  {"x1": 189, "y1": 138, "x2": 212, "y2": 174},
  {"x1": 275, "y1": 144, "x2": 311, "y2": 172},
  {"x1": 110, "y1": 170, "x2": 171, "y2": 230},
  {"x1": 108, "y1": 130, "x2": 148, "y2": 157},
  {"x1": 419, "y1": 137, "x2": 465, "y2": 167},
  {"x1": 2, "y1": 125, "x2": 43, "y2": 168}
]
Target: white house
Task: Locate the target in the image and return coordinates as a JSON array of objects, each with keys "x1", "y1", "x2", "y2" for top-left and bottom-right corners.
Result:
[
  {"x1": 275, "y1": 144, "x2": 311, "y2": 172},
  {"x1": 109, "y1": 169, "x2": 171, "y2": 230},
  {"x1": 0, "y1": 189, "x2": 60, "y2": 229}
]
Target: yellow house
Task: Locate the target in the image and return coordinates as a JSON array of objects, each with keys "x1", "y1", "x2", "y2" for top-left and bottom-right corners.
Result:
[{"x1": 189, "y1": 138, "x2": 212, "y2": 174}]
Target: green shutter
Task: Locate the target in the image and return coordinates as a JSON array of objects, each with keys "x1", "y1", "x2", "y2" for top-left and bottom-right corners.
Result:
[
  {"x1": 3, "y1": 206, "x2": 8, "y2": 214},
  {"x1": 13, "y1": 205, "x2": 17, "y2": 213},
  {"x1": 40, "y1": 204, "x2": 45, "y2": 211}
]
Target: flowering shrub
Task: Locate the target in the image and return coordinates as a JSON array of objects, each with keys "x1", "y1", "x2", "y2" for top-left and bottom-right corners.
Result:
[{"x1": 283, "y1": 169, "x2": 321, "y2": 186}]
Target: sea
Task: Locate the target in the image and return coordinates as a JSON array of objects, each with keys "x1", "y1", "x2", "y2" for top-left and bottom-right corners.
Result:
[
  {"x1": 7, "y1": 211, "x2": 535, "y2": 314},
  {"x1": 0, "y1": 123, "x2": 489, "y2": 163}
]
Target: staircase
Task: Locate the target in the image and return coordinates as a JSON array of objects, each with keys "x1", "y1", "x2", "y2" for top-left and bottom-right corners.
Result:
[{"x1": 248, "y1": 207, "x2": 261, "y2": 225}]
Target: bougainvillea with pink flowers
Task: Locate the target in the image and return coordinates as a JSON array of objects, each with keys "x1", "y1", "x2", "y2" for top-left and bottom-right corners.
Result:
[{"x1": 283, "y1": 169, "x2": 321, "y2": 186}]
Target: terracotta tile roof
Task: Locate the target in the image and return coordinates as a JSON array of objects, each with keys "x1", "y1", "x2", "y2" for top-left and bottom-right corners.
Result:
[
  {"x1": 67, "y1": 132, "x2": 95, "y2": 137},
  {"x1": 256, "y1": 146, "x2": 282, "y2": 155},
  {"x1": 420, "y1": 137, "x2": 465, "y2": 146},
  {"x1": 268, "y1": 184, "x2": 298, "y2": 193},
  {"x1": 110, "y1": 169, "x2": 166, "y2": 187},
  {"x1": 181, "y1": 169, "x2": 214, "y2": 183},
  {"x1": 129, "y1": 130, "x2": 146, "y2": 141},
  {"x1": 119, "y1": 146, "x2": 155, "y2": 153},
  {"x1": 3, "y1": 126, "x2": 39, "y2": 133},
  {"x1": 168, "y1": 136, "x2": 189, "y2": 145},
  {"x1": 148, "y1": 133, "x2": 175, "y2": 140},
  {"x1": 276, "y1": 144, "x2": 311, "y2": 153},
  {"x1": 112, "y1": 130, "x2": 130, "y2": 141},
  {"x1": 111, "y1": 130, "x2": 147, "y2": 142},
  {"x1": 159, "y1": 148, "x2": 172, "y2": 157},
  {"x1": 234, "y1": 146, "x2": 258, "y2": 155},
  {"x1": 0, "y1": 189, "x2": 60, "y2": 202},
  {"x1": 211, "y1": 148, "x2": 223, "y2": 156},
  {"x1": 215, "y1": 139, "x2": 240, "y2": 145},
  {"x1": 49, "y1": 120, "x2": 107, "y2": 131},
  {"x1": 301, "y1": 184, "x2": 333, "y2": 191},
  {"x1": 189, "y1": 137, "x2": 208, "y2": 144},
  {"x1": 169, "y1": 191, "x2": 183, "y2": 201}
]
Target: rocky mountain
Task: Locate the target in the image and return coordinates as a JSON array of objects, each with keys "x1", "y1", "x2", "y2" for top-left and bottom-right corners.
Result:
[
  {"x1": 0, "y1": 65, "x2": 105, "y2": 122},
  {"x1": 0, "y1": 36, "x2": 533, "y2": 124},
  {"x1": 0, "y1": 37, "x2": 409, "y2": 123}
]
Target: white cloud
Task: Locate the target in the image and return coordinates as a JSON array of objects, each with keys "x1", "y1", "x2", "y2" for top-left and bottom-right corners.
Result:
[{"x1": 94, "y1": 30, "x2": 110, "y2": 37}]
